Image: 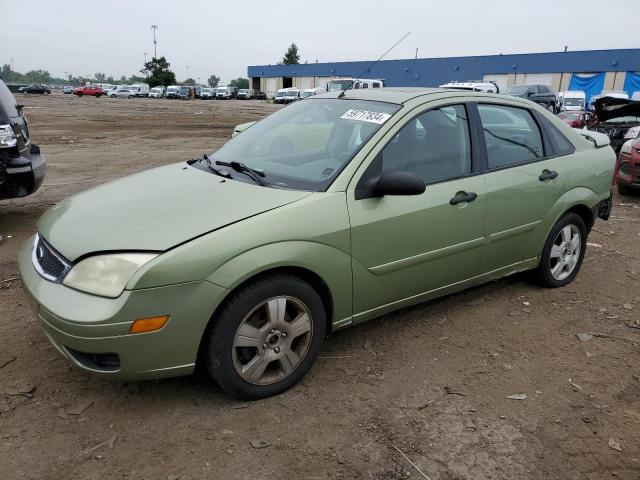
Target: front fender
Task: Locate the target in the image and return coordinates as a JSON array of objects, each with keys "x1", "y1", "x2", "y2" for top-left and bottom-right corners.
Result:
[{"x1": 207, "y1": 241, "x2": 353, "y2": 328}]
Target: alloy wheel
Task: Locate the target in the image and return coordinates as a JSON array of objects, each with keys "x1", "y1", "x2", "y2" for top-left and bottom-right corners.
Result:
[
  {"x1": 549, "y1": 224, "x2": 581, "y2": 281},
  {"x1": 232, "y1": 296, "x2": 313, "y2": 385}
]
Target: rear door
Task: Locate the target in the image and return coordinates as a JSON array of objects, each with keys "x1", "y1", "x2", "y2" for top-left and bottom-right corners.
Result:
[{"x1": 475, "y1": 102, "x2": 567, "y2": 271}]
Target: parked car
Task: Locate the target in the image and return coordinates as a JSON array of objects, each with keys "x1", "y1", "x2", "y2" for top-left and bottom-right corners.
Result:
[
  {"x1": 166, "y1": 85, "x2": 180, "y2": 99},
  {"x1": 237, "y1": 89, "x2": 254, "y2": 100},
  {"x1": 559, "y1": 91, "x2": 586, "y2": 111},
  {"x1": 614, "y1": 137, "x2": 640, "y2": 195},
  {"x1": 216, "y1": 86, "x2": 237, "y2": 99},
  {"x1": 62, "y1": 86, "x2": 74, "y2": 94},
  {"x1": 587, "y1": 97, "x2": 640, "y2": 152},
  {"x1": 326, "y1": 78, "x2": 384, "y2": 92},
  {"x1": 439, "y1": 80, "x2": 499, "y2": 93},
  {"x1": 302, "y1": 87, "x2": 326, "y2": 98},
  {"x1": 177, "y1": 85, "x2": 194, "y2": 100},
  {"x1": 18, "y1": 88, "x2": 614, "y2": 400},
  {"x1": 148, "y1": 86, "x2": 165, "y2": 98},
  {"x1": 0, "y1": 79, "x2": 45, "y2": 200},
  {"x1": 274, "y1": 88, "x2": 288, "y2": 104},
  {"x1": 200, "y1": 88, "x2": 215, "y2": 100},
  {"x1": 74, "y1": 85, "x2": 104, "y2": 97},
  {"x1": 254, "y1": 91, "x2": 267, "y2": 100},
  {"x1": 19, "y1": 84, "x2": 51, "y2": 95},
  {"x1": 283, "y1": 88, "x2": 301, "y2": 103},
  {"x1": 557, "y1": 110, "x2": 594, "y2": 129},
  {"x1": 110, "y1": 88, "x2": 135, "y2": 99},
  {"x1": 130, "y1": 84, "x2": 150, "y2": 97},
  {"x1": 502, "y1": 84, "x2": 557, "y2": 112}
]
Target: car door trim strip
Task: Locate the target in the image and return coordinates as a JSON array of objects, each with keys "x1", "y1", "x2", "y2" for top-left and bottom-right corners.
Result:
[{"x1": 485, "y1": 220, "x2": 542, "y2": 244}]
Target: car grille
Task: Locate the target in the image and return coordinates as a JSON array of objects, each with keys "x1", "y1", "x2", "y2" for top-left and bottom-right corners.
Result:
[{"x1": 32, "y1": 234, "x2": 72, "y2": 282}]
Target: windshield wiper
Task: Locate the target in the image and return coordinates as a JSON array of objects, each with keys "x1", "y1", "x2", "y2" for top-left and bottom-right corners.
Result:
[
  {"x1": 215, "y1": 160, "x2": 269, "y2": 186},
  {"x1": 190, "y1": 155, "x2": 233, "y2": 179}
]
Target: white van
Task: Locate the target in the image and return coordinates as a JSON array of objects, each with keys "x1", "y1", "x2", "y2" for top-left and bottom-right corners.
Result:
[
  {"x1": 326, "y1": 78, "x2": 384, "y2": 92},
  {"x1": 303, "y1": 87, "x2": 325, "y2": 98},
  {"x1": 216, "y1": 86, "x2": 237, "y2": 99},
  {"x1": 439, "y1": 80, "x2": 499, "y2": 93},
  {"x1": 130, "y1": 84, "x2": 150, "y2": 97},
  {"x1": 560, "y1": 91, "x2": 586, "y2": 111},
  {"x1": 148, "y1": 86, "x2": 165, "y2": 98},
  {"x1": 237, "y1": 89, "x2": 254, "y2": 100},
  {"x1": 274, "y1": 88, "x2": 288, "y2": 104}
]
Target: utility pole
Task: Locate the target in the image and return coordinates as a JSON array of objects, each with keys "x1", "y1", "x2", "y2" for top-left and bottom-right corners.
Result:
[
  {"x1": 186, "y1": 65, "x2": 189, "y2": 79},
  {"x1": 151, "y1": 25, "x2": 158, "y2": 58},
  {"x1": 415, "y1": 48, "x2": 418, "y2": 59}
]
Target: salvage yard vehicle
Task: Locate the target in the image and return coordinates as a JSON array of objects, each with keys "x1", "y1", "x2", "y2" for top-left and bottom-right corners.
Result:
[
  {"x1": 74, "y1": 85, "x2": 104, "y2": 97},
  {"x1": 216, "y1": 86, "x2": 237, "y2": 99},
  {"x1": 283, "y1": 88, "x2": 301, "y2": 103},
  {"x1": 62, "y1": 86, "x2": 73, "y2": 94},
  {"x1": 439, "y1": 80, "x2": 499, "y2": 93},
  {"x1": 148, "y1": 86, "x2": 165, "y2": 98},
  {"x1": 587, "y1": 97, "x2": 640, "y2": 152},
  {"x1": 614, "y1": 137, "x2": 640, "y2": 195},
  {"x1": 110, "y1": 88, "x2": 135, "y2": 99},
  {"x1": 200, "y1": 88, "x2": 215, "y2": 100},
  {"x1": 274, "y1": 88, "x2": 287, "y2": 104},
  {"x1": 130, "y1": 84, "x2": 150, "y2": 97},
  {"x1": 237, "y1": 89, "x2": 254, "y2": 100},
  {"x1": 502, "y1": 84, "x2": 557, "y2": 112},
  {"x1": 19, "y1": 88, "x2": 615, "y2": 400},
  {"x1": 19, "y1": 84, "x2": 51, "y2": 95},
  {"x1": 0, "y1": 79, "x2": 45, "y2": 200},
  {"x1": 166, "y1": 85, "x2": 180, "y2": 99},
  {"x1": 557, "y1": 110, "x2": 593, "y2": 129},
  {"x1": 559, "y1": 90, "x2": 585, "y2": 111}
]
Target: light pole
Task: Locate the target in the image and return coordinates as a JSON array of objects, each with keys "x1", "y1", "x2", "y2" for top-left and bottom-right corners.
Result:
[
  {"x1": 10, "y1": 58, "x2": 14, "y2": 70},
  {"x1": 150, "y1": 25, "x2": 158, "y2": 58},
  {"x1": 186, "y1": 65, "x2": 189, "y2": 80},
  {"x1": 144, "y1": 52, "x2": 148, "y2": 64}
]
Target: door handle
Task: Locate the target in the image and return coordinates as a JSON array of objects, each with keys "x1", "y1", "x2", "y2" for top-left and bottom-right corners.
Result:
[
  {"x1": 539, "y1": 169, "x2": 558, "y2": 181},
  {"x1": 449, "y1": 191, "x2": 477, "y2": 205}
]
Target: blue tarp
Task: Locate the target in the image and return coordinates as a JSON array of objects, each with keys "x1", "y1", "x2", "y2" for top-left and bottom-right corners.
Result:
[
  {"x1": 623, "y1": 72, "x2": 640, "y2": 98},
  {"x1": 568, "y1": 73, "x2": 605, "y2": 106}
]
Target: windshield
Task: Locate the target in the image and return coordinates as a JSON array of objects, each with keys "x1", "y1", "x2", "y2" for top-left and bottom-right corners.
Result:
[
  {"x1": 207, "y1": 99, "x2": 401, "y2": 191},
  {"x1": 328, "y1": 80, "x2": 353, "y2": 92},
  {"x1": 217, "y1": 87, "x2": 228, "y2": 93},
  {"x1": 564, "y1": 98, "x2": 584, "y2": 106},
  {"x1": 239, "y1": 89, "x2": 249, "y2": 93},
  {"x1": 502, "y1": 85, "x2": 530, "y2": 95},
  {"x1": 275, "y1": 91, "x2": 286, "y2": 97},
  {"x1": 167, "y1": 86, "x2": 178, "y2": 92},
  {"x1": 286, "y1": 91, "x2": 299, "y2": 97},
  {"x1": 150, "y1": 87, "x2": 162, "y2": 92}
]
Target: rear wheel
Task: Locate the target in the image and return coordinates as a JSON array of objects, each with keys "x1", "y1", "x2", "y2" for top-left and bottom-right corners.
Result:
[
  {"x1": 95, "y1": 93, "x2": 101, "y2": 98},
  {"x1": 111, "y1": 94, "x2": 116, "y2": 98},
  {"x1": 535, "y1": 213, "x2": 587, "y2": 288},
  {"x1": 205, "y1": 274, "x2": 326, "y2": 400}
]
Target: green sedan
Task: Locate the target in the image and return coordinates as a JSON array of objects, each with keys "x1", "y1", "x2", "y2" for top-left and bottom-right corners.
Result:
[{"x1": 19, "y1": 88, "x2": 614, "y2": 399}]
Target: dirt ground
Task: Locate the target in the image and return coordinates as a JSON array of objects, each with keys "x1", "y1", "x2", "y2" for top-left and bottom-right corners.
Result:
[{"x1": 1, "y1": 93, "x2": 639, "y2": 480}]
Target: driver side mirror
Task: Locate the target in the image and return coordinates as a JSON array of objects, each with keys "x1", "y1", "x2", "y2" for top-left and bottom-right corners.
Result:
[{"x1": 357, "y1": 170, "x2": 426, "y2": 199}]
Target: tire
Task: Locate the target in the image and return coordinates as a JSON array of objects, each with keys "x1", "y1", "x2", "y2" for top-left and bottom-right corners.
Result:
[
  {"x1": 534, "y1": 213, "x2": 587, "y2": 288},
  {"x1": 205, "y1": 274, "x2": 326, "y2": 400},
  {"x1": 128, "y1": 95, "x2": 132, "y2": 99},
  {"x1": 95, "y1": 94, "x2": 101, "y2": 98},
  {"x1": 111, "y1": 94, "x2": 116, "y2": 98},
  {"x1": 617, "y1": 183, "x2": 637, "y2": 196},
  {"x1": 77, "y1": 93, "x2": 83, "y2": 97}
]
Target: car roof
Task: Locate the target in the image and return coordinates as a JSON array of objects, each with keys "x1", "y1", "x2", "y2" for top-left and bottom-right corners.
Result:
[{"x1": 313, "y1": 87, "x2": 492, "y2": 105}]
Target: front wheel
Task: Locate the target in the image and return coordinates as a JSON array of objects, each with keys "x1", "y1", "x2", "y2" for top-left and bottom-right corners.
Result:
[
  {"x1": 95, "y1": 93, "x2": 101, "y2": 98},
  {"x1": 111, "y1": 94, "x2": 116, "y2": 98},
  {"x1": 534, "y1": 213, "x2": 587, "y2": 287},
  {"x1": 205, "y1": 274, "x2": 326, "y2": 400}
]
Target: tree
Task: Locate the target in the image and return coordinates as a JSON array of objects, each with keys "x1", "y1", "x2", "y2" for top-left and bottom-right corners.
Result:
[
  {"x1": 282, "y1": 43, "x2": 300, "y2": 65},
  {"x1": 95, "y1": 72, "x2": 106, "y2": 82},
  {"x1": 207, "y1": 75, "x2": 221, "y2": 88},
  {"x1": 184, "y1": 78, "x2": 196, "y2": 84},
  {"x1": 229, "y1": 77, "x2": 249, "y2": 89},
  {"x1": 141, "y1": 56, "x2": 177, "y2": 88}
]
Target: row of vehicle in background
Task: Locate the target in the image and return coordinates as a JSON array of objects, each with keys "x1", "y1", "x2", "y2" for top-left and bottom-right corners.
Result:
[{"x1": 439, "y1": 80, "x2": 499, "y2": 93}]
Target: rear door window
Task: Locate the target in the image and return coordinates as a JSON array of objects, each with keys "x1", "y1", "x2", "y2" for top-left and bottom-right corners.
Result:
[{"x1": 478, "y1": 104, "x2": 544, "y2": 169}]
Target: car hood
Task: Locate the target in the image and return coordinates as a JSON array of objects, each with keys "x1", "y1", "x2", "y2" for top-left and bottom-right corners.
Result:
[
  {"x1": 38, "y1": 163, "x2": 311, "y2": 261},
  {"x1": 593, "y1": 97, "x2": 640, "y2": 123}
]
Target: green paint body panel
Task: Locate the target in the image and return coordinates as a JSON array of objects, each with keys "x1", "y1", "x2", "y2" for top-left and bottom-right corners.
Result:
[{"x1": 18, "y1": 88, "x2": 615, "y2": 380}]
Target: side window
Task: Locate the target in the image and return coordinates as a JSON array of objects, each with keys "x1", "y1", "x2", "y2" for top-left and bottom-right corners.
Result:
[
  {"x1": 372, "y1": 82, "x2": 380, "y2": 88},
  {"x1": 381, "y1": 104, "x2": 472, "y2": 184},
  {"x1": 478, "y1": 104, "x2": 544, "y2": 169},
  {"x1": 362, "y1": 83, "x2": 369, "y2": 89}
]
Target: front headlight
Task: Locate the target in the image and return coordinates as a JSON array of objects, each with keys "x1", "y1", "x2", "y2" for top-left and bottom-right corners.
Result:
[
  {"x1": 624, "y1": 126, "x2": 640, "y2": 140},
  {"x1": 63, "y1": 253, "x2": 158, "y2": 298},
  {"x1": 0, "y1": 124, "x2": 17, "y2": 148}
]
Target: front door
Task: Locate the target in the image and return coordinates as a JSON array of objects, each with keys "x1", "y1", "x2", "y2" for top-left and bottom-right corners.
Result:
[{"x1": 347, "y1": 104, "x2": 486, "y2": 318}]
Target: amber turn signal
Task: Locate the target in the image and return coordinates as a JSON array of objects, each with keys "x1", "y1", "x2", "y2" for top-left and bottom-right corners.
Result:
[{"x1": 129, "y1": 315, "x2": 170, "y2": 334}]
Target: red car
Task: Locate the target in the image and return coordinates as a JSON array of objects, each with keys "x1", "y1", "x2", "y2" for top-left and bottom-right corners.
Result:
[
  {"x1": 614, "y1": 137, "x2": 640, "y2": 195},
  {"x1": 73, "y1": 85, "x2": 104, "y2": 97},
  {"x1": 557, "y1": 110, "x2": 594, "y2": 128}
]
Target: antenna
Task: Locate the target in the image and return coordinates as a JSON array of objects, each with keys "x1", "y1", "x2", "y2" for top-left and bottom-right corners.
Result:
[{"x1": 338, "y1": 31, "x2": 411, "y2": 99}]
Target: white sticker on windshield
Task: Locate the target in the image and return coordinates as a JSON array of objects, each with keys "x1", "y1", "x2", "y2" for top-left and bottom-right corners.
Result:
[{"x1": 340, "y1": 109, "x2": 391, "y2": 124}]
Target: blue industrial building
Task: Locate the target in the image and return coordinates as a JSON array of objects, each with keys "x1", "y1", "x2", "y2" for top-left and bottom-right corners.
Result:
[{"x1": 248, "y1": 48, "x2": 640, "y2": 99}]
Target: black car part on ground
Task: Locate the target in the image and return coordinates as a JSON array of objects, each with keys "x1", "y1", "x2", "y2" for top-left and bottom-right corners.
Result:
[
  {"x1": 0, "y1": 79, "x2": 46, "y2": 200},
  {"x1": 588, "y1": 97, "x2": 640, "y2": 152}
]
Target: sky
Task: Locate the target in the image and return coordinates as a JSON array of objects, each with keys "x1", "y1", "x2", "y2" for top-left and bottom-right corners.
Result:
[{"x1": 0, "y1": 0, "x2": 637, "y2": 84}]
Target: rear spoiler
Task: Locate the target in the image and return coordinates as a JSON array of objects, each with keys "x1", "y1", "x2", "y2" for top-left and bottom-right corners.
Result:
[{"x1": 573, "y1": 128, "x2": 610, "y2": 148}]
